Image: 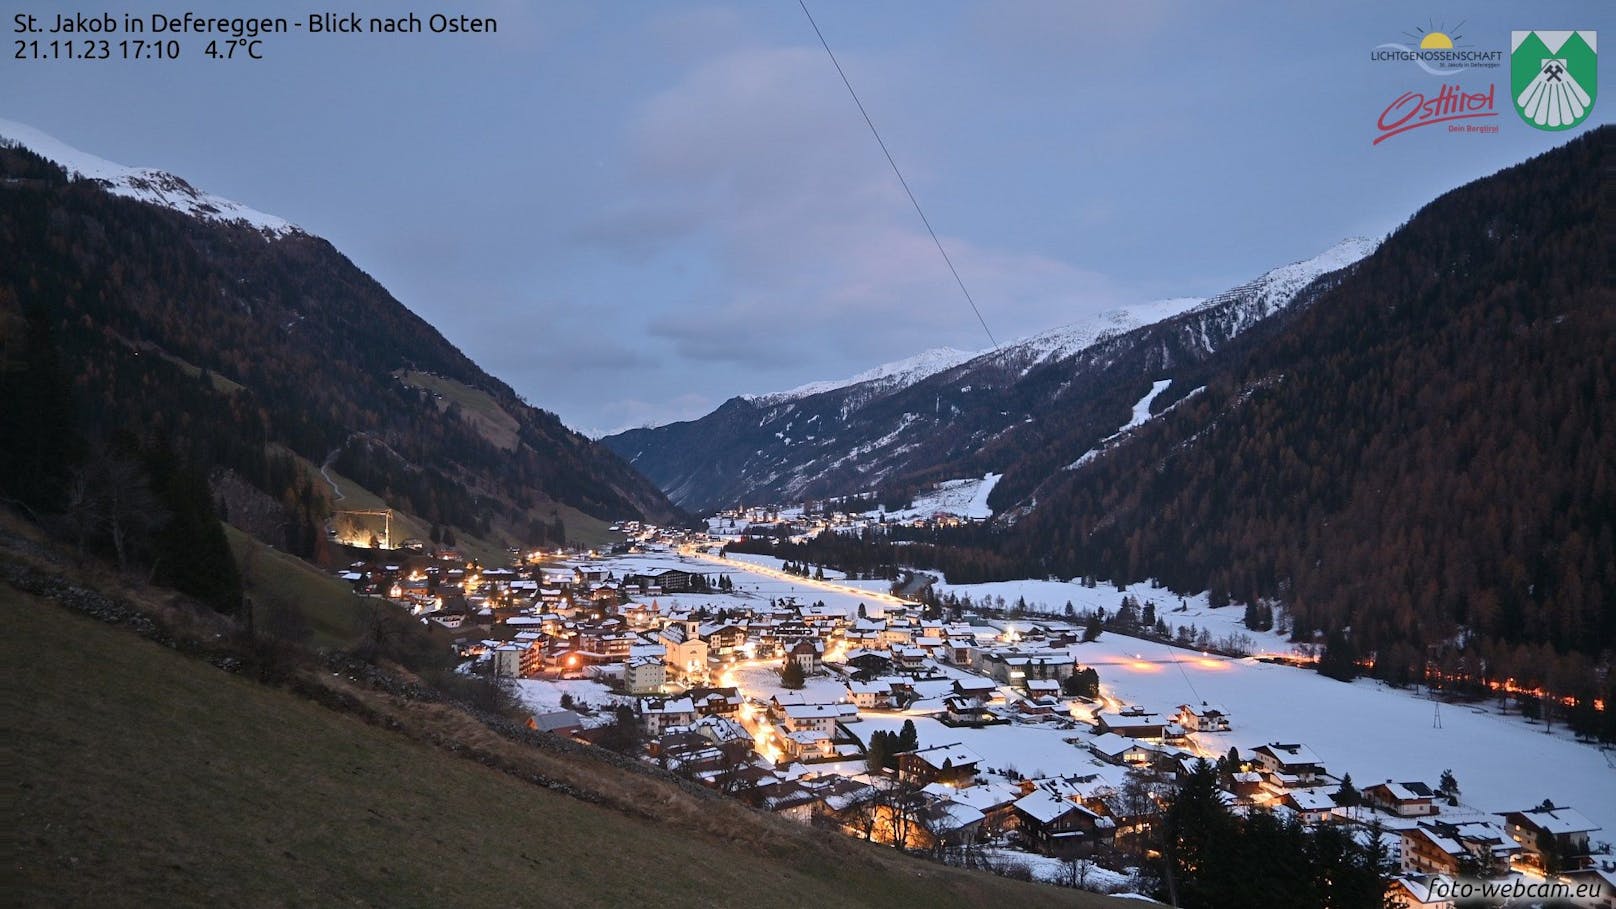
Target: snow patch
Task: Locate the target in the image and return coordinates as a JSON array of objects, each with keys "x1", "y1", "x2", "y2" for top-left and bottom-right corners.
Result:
[
  {"x1": 744, "y1": 346, "x2": 982, "y2": 405},
  {"x1": 0, "y1": 118, "x2": 299, "y2": 237}
]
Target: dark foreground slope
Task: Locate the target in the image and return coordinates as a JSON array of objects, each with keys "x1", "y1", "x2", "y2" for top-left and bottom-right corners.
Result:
[{"x1": 3, "y1": 562, "x2": 1121, "y2": 907}]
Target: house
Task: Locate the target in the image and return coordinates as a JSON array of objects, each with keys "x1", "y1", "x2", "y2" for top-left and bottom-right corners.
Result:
[
  {"x1": 1282, "y1": 787, "x2": 1339, "y2": 825},
  {"x1": 1025, "y1": 678, "x2": 1061, "y2": 699},
  {"x1": 1364, "y1": 780, "x2": 1439, "y2": 818},
  {"x1": 755, "y1": 780, "x2": 820, "y2": 823},
  {"x1": 640, "y1": 697, "x2": 698, "y2": 735},
  {"x1": 897, "y1": 742, "x2": 982, "y2": 788},
  {"x1": 1174, "y1": 702, "x2": 1231, "y2": 732},
  {"x1": 1251, "y1": 742, "x2": 1326, "y2": 787},
  {"x1": 528, "y1": 710, "x2": 584, "y2": 737},
  {"x1": 1498, "y1": 804, "x2": 1599, "y2": 871},
  {"x1": 952, "y1": 677, "x2": 997, "y2": 700},
  {"x1": 1386, "y1": 875, "x2": 1455, "y2": 909},
  {"x1": 779, "y1": 728, "x2": 837, "y2": 761},
  {"x1": 1088, "y1": 732, "x2": 1153, "y2": 765},
  {"x1": 686, "y1": 686, "x2": 744, "y2": 717},
  {"x1": 1094, "y1": 707, "x2": 1167, "y2": 740},
  {"x1": 845, "y1": 679, "x2": 893, "y2": 709},
  {"x1": 1012, "y1": 789, "x2": 1117, "y2": 857},
  {"x1": 689, "y1": 715, "x2": 750, "y2": 747},
  {"x1": 787, "y1": 639, "x2": 824, "y2": 675},
  {"x1": 491, "y1": 643, "x2": 524, "y2": 678},
  {"x1": 1398, "y1": 818, "x2": 1521, "y2": 878},
  {"x1": 779, "y1": 704, "x2": 843, "y2": 736},
  {"x1": 942, "y1": 696, "x2": 1000, "y2": 727},
  {"x1": 624, "y1": 656, "x2": 666, "y2": 694}
]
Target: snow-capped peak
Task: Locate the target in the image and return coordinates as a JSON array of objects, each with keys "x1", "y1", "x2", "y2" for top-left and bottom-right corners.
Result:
[
  {"x1": 745, "y1": 346, "x2": 983, "y2": 405},
  {"x1": 1193, "y1": 237, "x2": 1378, "y2": 317},
  {"x1": 992, "y1": 297, "x2": 1208, "y2": 372},
  {"x1": 0, "y1": 118, "x2": 299, "y2": 238}
]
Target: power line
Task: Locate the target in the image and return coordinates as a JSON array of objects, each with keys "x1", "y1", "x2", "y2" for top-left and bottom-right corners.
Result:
[{"x1": 797, "y1": 0, "x2": 999, "y2": 350}]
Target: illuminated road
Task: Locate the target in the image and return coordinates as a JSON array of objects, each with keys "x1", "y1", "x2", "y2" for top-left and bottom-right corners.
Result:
[{"x1": 678, "y1": 544, "x2": 920, "y2": 610}]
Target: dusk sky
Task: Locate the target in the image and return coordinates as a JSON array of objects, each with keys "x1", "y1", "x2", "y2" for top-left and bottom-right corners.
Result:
[{"x1": 6, "y1": 0, "x2": 1607, "y2": 435}]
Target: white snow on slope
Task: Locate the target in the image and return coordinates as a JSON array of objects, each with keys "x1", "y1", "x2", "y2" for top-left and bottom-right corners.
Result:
[
  {"x1": 1066, "y1": 379, "x2": 1180, "y2": 470},
  {"x1": 0, "y1": 118, "x2": 299, "y2": 237},
  {"x1": 1125, "y1": 379, "x2": 1173, "y2": 430},
  {"x1": 879, "y1": 472, "x2": 1002, "y2": 521},
  {"x1": 745, "y1": 346, "x2": 982, "y2": 405},
  {"x1": 1186, "y1": 237, "x2": 1378, "y2": 331},
  {"x1": 1000, "y1": 298, "x2": 1206, "y2": 374}
]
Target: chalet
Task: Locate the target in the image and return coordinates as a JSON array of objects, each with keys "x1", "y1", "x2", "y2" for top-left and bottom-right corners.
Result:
[
  {"x1": 1025, "y1": 678, "x2": 1061, "y2": 698},
  {"x1": 779, "y1": 704, "x2": 844, "y2": 736},
  {"x1": 1251, "y1": 742, "x2": 1327, "y2": 787},
  {"x1": 915, "y1": 798, "x2": 987, "y2": 848},
  {"x1": 624, "y1": 656, "x2": 666, "y2": 694},
  {"x1": 897, "y1": 742, "x2": 982, "y2": 788},
  {"x1": 845, "y1": 680, "x2": 893, "y2": 709},
  {"x1": 952, "y1": 677, "x2": 997, "y2": 701},
  {"x1": 1174, "y1": 702, "x2": 1231, "y2": 732},
  {"x1": 686, "y1": 686, "x2": 744, "y2": 718},
  {"x1": 1364, "y1": 780, "x2": 1439, "y2": 818},
  {"x1": 1386, "y1": 875, "x2": 1456, "y2": 909},
  {"x1": 1410, "y1": 819, "x2": 1519, "y2": 877},
  {"x1": 1282, "y1": 787, "x2": 1339, "y2": 825},
  {"x1": 1094, "y1": 707, "x2": 1168, "y2": 740},
  {"x1": 942, "y1": 696, "x2": 1000, "y2": 726},
  {"x1": 890, "y1": 646, "x2": 928, "y2": 670},
  {"x1": 779, "y1": 728, "x2": 837, "y2": 761},
  {"x1": 1498, "y1": 804, "x2": 1599, "y2": 871},
  {"x1": 1088, "y1": 732, "x2": 1153, "y2": 766},
  {"x1": 755, "y1": 780, "x2": 819, "y2": 823},
  {"x1": 528, "y1": 710, "x2": 584, "y2": 737},
  {"x1": 640, "y1": 697, "x2": 698, "y2": 735},
  {"x1": 925, "y1": 778, "x2": 1023, "y2": 835},
  {"x1": 1012, "y1": 790, "x2": 1116, "y2": 857},
  {"x1": 699, "y1": 622, "x2": 748, "y2": 656},
  {"x1": 844, "y1": 650, "x2": 896, "y2": 677},
  {"x1": 689, "y1": 715, "x2": 750, "y2": 747}
]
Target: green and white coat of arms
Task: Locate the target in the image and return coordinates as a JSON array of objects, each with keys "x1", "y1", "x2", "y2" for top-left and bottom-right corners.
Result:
[{"x1": 1511, "y1": 30, "x2": 1597, "y2": 130}]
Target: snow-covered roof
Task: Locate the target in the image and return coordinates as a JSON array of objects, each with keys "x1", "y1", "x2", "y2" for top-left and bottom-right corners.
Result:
[
  {"x1": 1013, "y1": 789, "x2": 1102, "y2": 825},
  {"x1": 1508, "y1": 805, "x2": 1598, "y2": 835},
  {"x1": 1254, "y1": 742, "x2": 1324, "y2": 767},
  {"x1": 906, "y1": 742, "x2": 982, "y2": 769}
]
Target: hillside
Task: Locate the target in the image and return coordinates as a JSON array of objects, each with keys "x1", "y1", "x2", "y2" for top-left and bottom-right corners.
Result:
[
  {"x1": 3, "y1": 541, "x2": 1123, "y2": 908},
  {"x1": 605, "y1": 240, "x2": 1374, "y2": 512},
  {"x1": 0, "y1": 124, "x2": 677, "y2": 563},
  {"x1": 994, "y1": 128, "x2": 1613, "y2": 686}
]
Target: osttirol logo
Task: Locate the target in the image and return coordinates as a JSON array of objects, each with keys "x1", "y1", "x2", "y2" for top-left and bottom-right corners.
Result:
[{"x1": 1511, "y1": 31, "x2": 1596, "y2": 130}]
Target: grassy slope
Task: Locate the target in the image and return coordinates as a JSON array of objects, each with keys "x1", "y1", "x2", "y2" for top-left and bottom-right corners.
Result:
[
  {"x1": 5, "y1": 583, "x2": 1127, "y2": 908},
  {"x1": 225, "y1": 524, "x2": 374, "y2": 647}
]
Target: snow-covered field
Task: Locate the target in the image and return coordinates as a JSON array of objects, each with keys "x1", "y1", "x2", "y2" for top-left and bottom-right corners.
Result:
[
  {"x1": 876, "y1": 473, "x2": 1002, "y2": 521},
  {"x1": 934, "y1": 577, "x2": 1299, "y2": 656}
]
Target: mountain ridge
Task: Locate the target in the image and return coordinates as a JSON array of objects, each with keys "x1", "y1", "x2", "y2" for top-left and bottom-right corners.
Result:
[{"x1": 605, "y1": 237, "x2": 1378, "y2": 512}]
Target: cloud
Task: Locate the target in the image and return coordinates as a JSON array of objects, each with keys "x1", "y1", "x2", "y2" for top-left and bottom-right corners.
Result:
[{"x1": 579, "y1": 41, "x2": 1131, "y2": 385}]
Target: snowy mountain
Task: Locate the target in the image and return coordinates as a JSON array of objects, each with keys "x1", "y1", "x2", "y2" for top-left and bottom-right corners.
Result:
[
  {"x1": 745, "y1": 346, "x2": 982, "y2": 406},
  {"x1": 603, "y1": 238, "x2": 1377, "y2": 512},
  {"x1": 0, "y1": 122, "x2": 677, "y2": 549},
  {"x1": 0, "y1": 118, "x2": 299, "y2": 237}
]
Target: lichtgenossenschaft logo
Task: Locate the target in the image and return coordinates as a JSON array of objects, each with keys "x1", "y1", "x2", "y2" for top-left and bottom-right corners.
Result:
[
  {"x1": 1371, "y1": 22, "x2": 1503, "y2": 75},
  {"x1": 1511, "y1": 30, "x2": 1597, "y2": 130}
]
